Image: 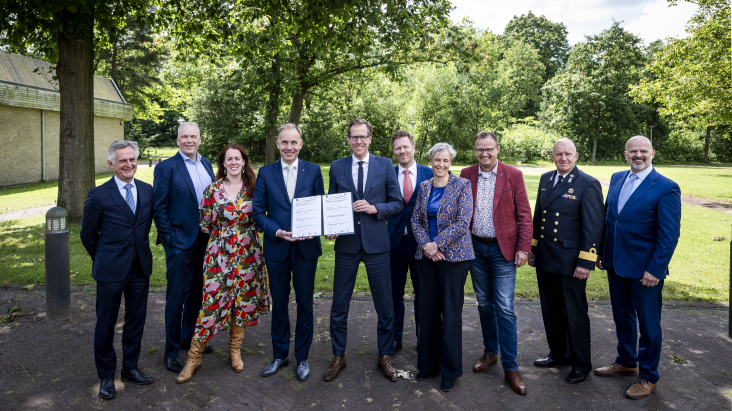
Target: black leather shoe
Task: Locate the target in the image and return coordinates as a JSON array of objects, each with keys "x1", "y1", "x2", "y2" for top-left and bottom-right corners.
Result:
[
  {"x1": 566, "y1": 370, "x2": 588, "y2": 384},
  {"x1": 416, "y1": 371, "x2": 439, "y2": 381},
  {"x1": 440, "y1": 379, "x2": 455, "y2": 392},
  {"x1": 261, "y1": 358, "x2": 290, "y2": 377},
  {"x1": 164, "y1": 356, "x2": 184, "y2": 373},
  {"x1": 534, "y1": 356, "x2": 571, "y2": 368},
  {"x1": 121, "y1": 369, "x2": 154, "y2": 385},
  {"x1": 181, "y1": 342, "x2": 214, "y2": 353},
  {"x1": 296, "y1": 360, "x2": 310, "y2": 381},
  {"x1": 394, "y1": 340, "x2": 403, "y2": 351},
  {"x1": 98, "y1": 378, "x2": 116, "y2": 399}
]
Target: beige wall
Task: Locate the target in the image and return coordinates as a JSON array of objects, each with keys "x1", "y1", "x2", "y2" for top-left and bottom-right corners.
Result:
[{"x1": 0, "y1": 105, "x2": 124, "y2": 187}]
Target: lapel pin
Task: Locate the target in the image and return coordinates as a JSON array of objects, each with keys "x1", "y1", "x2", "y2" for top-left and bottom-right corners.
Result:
[{"x1": 568, "y1": 188, "x2": 574, "y2": 193}]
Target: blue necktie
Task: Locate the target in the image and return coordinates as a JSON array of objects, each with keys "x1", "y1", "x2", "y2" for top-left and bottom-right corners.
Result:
[
  {"x1": 617, "y1": 173, "x2": 638, "y2": 213},
  {"x1": 124, "y1": 183, "x2": 136, "y2": 214}
]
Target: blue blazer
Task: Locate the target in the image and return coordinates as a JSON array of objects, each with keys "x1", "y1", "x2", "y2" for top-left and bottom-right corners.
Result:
[
  {"x1": 328, "y1": 153, "x2": 405, "y2": 254},
  {"x1": 600, "y1": 168, "x2": 681, "y2": 280},
  {"x1": 153, "y1": 152, "x2": 215, "y2": 249},
  {"x1": 80, "y1": 178, "x2": 155, "y2": 282},
  {"x1": 253, "y1": 159, "x2": 325, "y2": 262},
  {"x1": 386, "y1": 163, "x2": 433, "y2": 250}
]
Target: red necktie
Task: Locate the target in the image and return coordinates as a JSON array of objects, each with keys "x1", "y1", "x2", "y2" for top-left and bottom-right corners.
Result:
[{"x1": 403, "y1": 170, "x2": 413, "y2": 203}]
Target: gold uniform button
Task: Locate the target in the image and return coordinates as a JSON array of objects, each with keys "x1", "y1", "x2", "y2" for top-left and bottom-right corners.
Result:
[
  {"x1": 543, "y1": 210, "x2": 546, "y2": 214},
  {"x1": 555, "y1": 221, "x2": 558, "y2": 225},
  {"x1": 555, "y1": 213, "x2": 559, "y2": 216},
  {"x1": 541, "y1": 235, "x2": 544, "y2": 238},
  {"x1": 541, "y1": 226, "x2": 544, "y2": 230},
  {"x1": 553, "y1": 229, "x2": 557, "y2": 233},
  {"x1": 553, "y1": 238, "x2": 557, "y2": 242},
  {"x1": 542, "y1": 218, "x2": 545, "y2": 222}
]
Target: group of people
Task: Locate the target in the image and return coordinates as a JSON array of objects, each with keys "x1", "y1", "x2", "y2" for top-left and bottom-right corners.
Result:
[{"x1": 80, "y1": 117, "x2": 681, "y2": 402}]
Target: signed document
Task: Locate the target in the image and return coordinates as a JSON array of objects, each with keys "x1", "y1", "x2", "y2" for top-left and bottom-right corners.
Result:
[
  {"x1": 322, "y1": 193, "x2": 355, "y2": 236},
  {"x1": 291, "y1": 196, "x2": 323, "y2": 238}
]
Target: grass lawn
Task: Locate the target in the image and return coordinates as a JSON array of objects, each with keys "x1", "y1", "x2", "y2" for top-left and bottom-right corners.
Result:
[{"x1": 1, "y1": 163, "x2": 729, "y2": 303}]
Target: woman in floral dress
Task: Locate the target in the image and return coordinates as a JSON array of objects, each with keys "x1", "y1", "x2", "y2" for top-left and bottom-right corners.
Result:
[{"x1": 177, "y1": 143, "x2": 270, "y2": 384}]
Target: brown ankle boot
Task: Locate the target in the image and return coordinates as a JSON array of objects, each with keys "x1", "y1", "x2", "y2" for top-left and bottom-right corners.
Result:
[
  {"x1": 229, "y1": 324, "x2": 245, "y2": 373},
  {"x1": 176, "y1": 339, "x2": 205, "y2": 384}
]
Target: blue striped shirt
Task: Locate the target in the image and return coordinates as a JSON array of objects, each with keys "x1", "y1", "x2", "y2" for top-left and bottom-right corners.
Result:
[{"x1": 179, "y1": 151, "x2": 213, "y2": 206}]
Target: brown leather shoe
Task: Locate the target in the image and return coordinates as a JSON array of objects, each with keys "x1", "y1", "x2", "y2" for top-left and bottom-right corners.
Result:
[
  {"x1": 378, "y1": 355, "x2": 397, "y2": 382},
  {"x1": 473, "y1": 353, "x2": 498, "y2": 372},
  {"x1": 504, "y1": 370, "x2": 527, "y2": 395},
  {"x1": 324, "y1": 356, "x2": 347, "y2": 381},
  {"x1": 626, "y1": 377, "x2": 657, "y2": 399},
  {"x1": 595, "y1": 362, "x2": 638, "y2": 377}
]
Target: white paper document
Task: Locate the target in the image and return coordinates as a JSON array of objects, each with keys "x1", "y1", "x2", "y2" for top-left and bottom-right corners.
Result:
[
  {"x1": 291, "y1": 196, "x2": 323, "y2": 238},
  {"x1": 322, "y1": 193, "x2": 355, "y2": 236}
]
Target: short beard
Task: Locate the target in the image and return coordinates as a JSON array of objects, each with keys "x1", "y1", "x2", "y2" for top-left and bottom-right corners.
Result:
[{"x1": 627, "y1": 158, "x2": 650, "y2": 172}]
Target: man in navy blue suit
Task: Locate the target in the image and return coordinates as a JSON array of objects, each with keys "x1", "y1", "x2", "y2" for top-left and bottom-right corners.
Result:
[
  {"x1": 595, "y1": 136, "x2": 681, "y2": 400},
  {"x1": 81, "y1": 140, "x2": 155, "y2": 399},
  {"x1": 253, "y1": 123, "x2": 324, "y2": 381},
  {"x1": 387, "y1": 130, "x2": 432, "y2": 352},
  {"x1": 324, "y1": 118, "x2": 404, "y2": 382},
  {"x1": 153, "y1": 122, "x2": 215, "y2": 372}
]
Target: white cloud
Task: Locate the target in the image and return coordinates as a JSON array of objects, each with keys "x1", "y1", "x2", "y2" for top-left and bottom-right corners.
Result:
[{"x1": 623, "y1": 0, "x2": 698, "y2": 43}]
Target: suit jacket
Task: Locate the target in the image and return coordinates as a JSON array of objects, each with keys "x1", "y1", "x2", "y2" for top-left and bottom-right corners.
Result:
[
  {"x1": 328, "y1": 152, "x2": 405, "y2": 254},
  {"x1": 153, "y1": 152, "x2": 215, "y2": 249},
  {"x1": 386, "y1": 163, "x2": 434, "y2": 251},
  {"x1": 80, "y1": 178, "x2": 155, "y2": 282},
  {"x1": 598, "y1": 168, "x2": 681, "y2": 280},
  {"x1": 412, "y1": 173, "x2": 475, "y2": 262},
  {"x1": 460, "y1": 162, "x2": 533, "y2": 261},
  {"x1": 253, "y1": 159, "x2": 325, "y2": 262},
  {"x1": 531, "y1": 166, "x2": 604, "y2": 275}
]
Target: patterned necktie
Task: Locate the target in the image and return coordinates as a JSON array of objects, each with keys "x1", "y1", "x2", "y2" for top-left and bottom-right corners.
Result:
[
  {"x1": 402, "y1": 170, "x2": 413, "y2": 203},
  {"x1": 617, "y1": 173, "x2": 639, "y2": 212},
  {"x1": 285, "y1": 165, "x2": 296, "y2": 201},
  {"x1": 123, "y1": 183, "x2": 136, "y2": 214},
  {"x1": 357, "y1": 161, "x2": 364, "y2": 198}
]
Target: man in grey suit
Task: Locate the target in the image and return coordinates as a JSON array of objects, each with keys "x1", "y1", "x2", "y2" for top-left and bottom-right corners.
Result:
[{"x1": 324, "y1": 118, "x2": 405, "y2": 382}]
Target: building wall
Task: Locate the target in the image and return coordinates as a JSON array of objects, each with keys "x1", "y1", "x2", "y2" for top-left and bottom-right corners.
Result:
[{"x1": 0, "y1": 104, "x2": 124, "y2": 187}]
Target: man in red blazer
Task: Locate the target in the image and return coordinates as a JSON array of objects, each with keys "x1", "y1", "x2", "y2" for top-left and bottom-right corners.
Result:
[{"x1": 460, "y1": 131, "x2": 533, "y2": 395}]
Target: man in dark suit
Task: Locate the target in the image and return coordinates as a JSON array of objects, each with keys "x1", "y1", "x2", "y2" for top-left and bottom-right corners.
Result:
[
  {"x1": 528, "y1": 138, "x2": 604, "y2": 384},
  {"x1": 387, "y1": 130, "x2": 433, "y2": 352},
  {"x1": 324, "y1": 118, "x2": 404, "y2": 382},
  {"x1": 81, "y1": 140, "x2": 155, "y2": 399},
  {"x1": 253, "y1": 123, "x2": 325, "y2": 381},
  {"x1": 595, "y1": 136, "x2": 681, "y2": 400},
  {"x1": 153, "y1": 122, "x2": 216, "y2": 372}
]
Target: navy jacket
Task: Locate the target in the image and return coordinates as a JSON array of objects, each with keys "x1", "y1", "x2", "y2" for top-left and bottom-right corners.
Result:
[
  {"x1": 253, "y1": 159, "x2": 325, "y2": 262},
  {"x1": 386, "y1": 163, "x2": 433, "y2": 250},
  {"x1": 153, "y1": 152, "x2": 215, "y2": 249},
  {"x1": 599, "y1": 168, "x2": 681, "y2": 280},
  {"x1": 328, "y1": 153, "x2": 405, "y2": 254},
  {"x1": 80, "y1": 178, "x2": 155, "y2": 282}
]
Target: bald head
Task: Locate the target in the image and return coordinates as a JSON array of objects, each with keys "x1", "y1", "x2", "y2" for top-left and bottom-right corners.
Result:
[
  {"x1": 551, "y1": 138, "x2": 579, "y2": 174},
  {"x1": 553, "y1": 138, "x2": 577, "y2": 154},
  {"x1": 624, "y1": 135, "x2": 654, "y2": 173}
]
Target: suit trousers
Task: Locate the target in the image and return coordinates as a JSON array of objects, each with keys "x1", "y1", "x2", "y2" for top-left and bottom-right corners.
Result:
[
  {"x1": 330, "y1": 248, "x2": 395, "y2": 357},
  {"x1": 94, "y1": 252, "x2": 149, "y2": 379},
  {"x1": 390, "y1": 237, "x2": 420, "y2": 343},
  {"x1": 163, "y1": 231, "x2": 208, "y2": 357},
  {"x1": 607, "y1": 266, "x2": 664, "y2": 383},
  {"x1": 265, "y1": 242, "x2": 318, "y2": 361},
  {"x1": 536, "y1": 268, "x2": 592, "y2": 373},
  {"x1": 417, "y1": 259, "x2": 470, "y2": 384}
]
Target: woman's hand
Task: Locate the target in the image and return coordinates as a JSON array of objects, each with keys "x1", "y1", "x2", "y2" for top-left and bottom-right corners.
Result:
[
  {"x1": 423, "y1": 241, "x2": 439, "y2": 258},
  {"x1": 430, "y1": 250, "x2": 446, "y2": 262}
]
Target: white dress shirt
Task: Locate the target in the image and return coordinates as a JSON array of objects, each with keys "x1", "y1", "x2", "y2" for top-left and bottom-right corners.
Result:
[
  {"x1": 351, "y1": 152, "x2": 371, "y2": 191},
  {"x1": 622, "y1": 165, "x2": 654, "y2": 197},
  {"x1": 553, "y1": 170, "x2": 571, "y2": 187},
  {"x1": 281, "y1": 157, "x2": 299, "y2": 184},
  {"x1": 113, "y1": 175, "x2": 137, "y2": 207},
  {"x1": 397, "y1": 162, "x2": 418, "y2": 234}
]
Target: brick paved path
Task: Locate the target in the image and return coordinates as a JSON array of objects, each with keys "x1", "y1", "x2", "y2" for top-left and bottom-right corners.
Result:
[{"x1": 0, "y1": 290, "x2": 730, "y2": 410}]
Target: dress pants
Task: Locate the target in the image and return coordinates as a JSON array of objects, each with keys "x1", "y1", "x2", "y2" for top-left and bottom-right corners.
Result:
[
  {"x1": 330, "y1": 248, "x2": 395, "y2": 357},
  {"x1": 390, "y1": 237, "x2": 420, "y2": 343},
  {"x1": 265, "y1": 242, "x2": 318, "y2": 361},
  {"x1": 536, "y1": 267, "x2": 592, "y2": 374},
  {"x1": 607, "y1": 265, "x2": 664, "y2": 383},
  {"x1": 94, "y1": 253, "x2": 149, "y2": 379},
  {"x1": 417, "y1": 259, "x2": 470, "y2": 384},
  {"x1": 163, "y1": 231, "x2": 208, "y2": 357}
]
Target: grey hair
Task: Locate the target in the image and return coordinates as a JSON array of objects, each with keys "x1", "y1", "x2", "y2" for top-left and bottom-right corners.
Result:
[
  {"x1": 428, "y1": 142, "x2": 457, "y2": 161},
  {"x1": 178, "y1": 121, "x2": 200, "y2": 137},
  {"x1": 108, "y1": 140, "x2": 139, "y2": 164},
  {"x1": 278, "y1": 123, "x2": 303, "y2": 139}
]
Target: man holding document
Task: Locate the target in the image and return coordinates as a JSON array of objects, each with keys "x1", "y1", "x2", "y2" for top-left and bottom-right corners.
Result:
[
  {"x1": 324, "y1": 118, "x2": 405, "y2": 382},
  {"x1": 253, "y1": 123, "x2": 324, "y2": 381}
]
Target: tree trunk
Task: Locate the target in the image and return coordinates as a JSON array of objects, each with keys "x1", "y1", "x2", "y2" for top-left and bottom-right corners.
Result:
[
  {"x1": 591, "y1": 135, "x2": 597, "y2": 164},
  {"x1": 704, "y1": 125, "x2": 711, "y2": 162},
  {"x1": 264, "y1": 56, "x2": 281, "y2": 165},
  {"x1": 288, "y1": 91, "x2": 306, "y2": 125},
  {"x1": 56, "y1": 22, "x2": 96, "y2": 223}
]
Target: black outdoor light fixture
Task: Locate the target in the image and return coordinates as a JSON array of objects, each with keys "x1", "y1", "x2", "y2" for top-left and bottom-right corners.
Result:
[{"x1": 45, "y1": 207, "x2": 70, "y2": 319}]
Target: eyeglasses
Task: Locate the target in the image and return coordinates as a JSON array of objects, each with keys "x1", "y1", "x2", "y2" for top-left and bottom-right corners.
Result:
[
  {"x1": 179, "y1": 134, "x2": 200, "y2": 140},
  {"x1": 474, "y1": 147, "x2": 496, "y2": 154},
  {"x1": 348, "y1": 135, "x2": 371, "y2": 142}
]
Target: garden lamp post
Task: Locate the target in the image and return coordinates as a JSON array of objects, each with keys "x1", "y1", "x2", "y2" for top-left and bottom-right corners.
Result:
[
  {"x1": 648, "y1": 125, "x2": 654, "y2": 145},
  {"x1": 45, "y1": 207, "x2": 70, "y2": 319}
]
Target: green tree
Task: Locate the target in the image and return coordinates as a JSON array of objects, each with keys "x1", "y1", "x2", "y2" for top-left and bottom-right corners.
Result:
[
  {"x1": 503, "y1": 11, "x2": 570, "y2": 81},
  {"x1": 1, "y1": 0, "x2": 149, "y2": 222}
]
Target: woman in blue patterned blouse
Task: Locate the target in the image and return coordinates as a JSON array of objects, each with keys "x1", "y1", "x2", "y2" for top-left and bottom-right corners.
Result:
[{"x1": 411, "y1": 142, "x2": 474, "y2": 392}]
